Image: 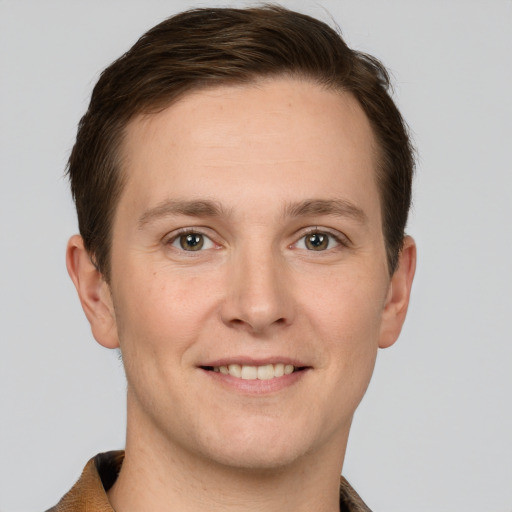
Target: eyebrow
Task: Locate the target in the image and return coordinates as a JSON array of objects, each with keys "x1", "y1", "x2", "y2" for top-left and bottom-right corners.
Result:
[
  {"x1": 138, "y1": 199, "x2": 226, "y2": 228},
  {"x1": 138, "y1": 197, "x2": 367, "y2": 229},
  {"x1": 284, "y1": 199, "x2": 368, "y2": 224}
]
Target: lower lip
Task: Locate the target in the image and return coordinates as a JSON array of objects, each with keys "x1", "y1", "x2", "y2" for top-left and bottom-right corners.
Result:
[{"x1": 200, "y1": 368, "x2": 308, "y2": 395}]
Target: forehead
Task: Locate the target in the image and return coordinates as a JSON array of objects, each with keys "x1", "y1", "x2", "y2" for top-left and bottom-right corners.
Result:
[
  {"x1": 118, "y1": 78, "x2": 380, "y2": 225},
  {"x1": 125, "y1": 78, "x2": 376, "y2": 164}
]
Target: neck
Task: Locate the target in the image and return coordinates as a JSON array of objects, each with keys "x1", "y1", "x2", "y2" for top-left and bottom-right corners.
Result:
[{"x1": 108, "y1": 396, "x2": 348, "y2": 512}]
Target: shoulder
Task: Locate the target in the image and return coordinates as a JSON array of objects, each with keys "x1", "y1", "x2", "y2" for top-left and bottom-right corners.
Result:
[{"x1": 45, "y1": 451, "x2": 124, "y2": 512}]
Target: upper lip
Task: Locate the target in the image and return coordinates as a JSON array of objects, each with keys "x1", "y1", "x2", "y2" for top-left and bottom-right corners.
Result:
[{"x1": 199, "y1": 356, "x2": 309, "y2": 368}]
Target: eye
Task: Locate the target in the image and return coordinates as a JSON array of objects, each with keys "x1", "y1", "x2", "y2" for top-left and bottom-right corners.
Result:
[
  {"x1": 170, "y1": 232, "x2": 215, "y2": 251},
  {"x1": 295, "y1": 230, "x2": 341, "y2": 251}
]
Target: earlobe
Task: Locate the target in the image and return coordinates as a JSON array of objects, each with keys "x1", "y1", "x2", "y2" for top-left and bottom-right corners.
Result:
[
  {"x1": 379, "y1": 236, "x2": 417, "y2": 349},
  {"x1": 66, "y1": 235, "x2": 120, "y2": 349}
]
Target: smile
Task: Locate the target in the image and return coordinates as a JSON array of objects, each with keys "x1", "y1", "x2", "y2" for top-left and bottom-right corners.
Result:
[{"x1": 204, "y1": 363, "x2": 299, "y2": 380}]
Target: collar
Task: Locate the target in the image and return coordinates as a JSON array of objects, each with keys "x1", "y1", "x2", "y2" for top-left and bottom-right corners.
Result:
[{"x1": 47, "y1": 451, "x2": 371, "y2": 512}]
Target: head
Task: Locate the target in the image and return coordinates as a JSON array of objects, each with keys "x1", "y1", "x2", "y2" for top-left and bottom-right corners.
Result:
[
  {"x1": 66, "y1": 5, "x2": 416, "y2": 474},
  {"x1": 68, "y1": 5, "x2": 414, "y2": 283}
]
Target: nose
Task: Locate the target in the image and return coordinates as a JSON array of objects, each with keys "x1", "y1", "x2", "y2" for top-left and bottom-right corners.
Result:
[{"x1": 220, "y1": 243, "x2": 295, "y2": 335}]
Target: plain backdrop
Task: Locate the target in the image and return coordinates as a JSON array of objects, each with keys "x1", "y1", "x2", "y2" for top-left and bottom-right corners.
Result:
[{"x1": 1, "y1": 1, "x2": 511, "y2": 511}]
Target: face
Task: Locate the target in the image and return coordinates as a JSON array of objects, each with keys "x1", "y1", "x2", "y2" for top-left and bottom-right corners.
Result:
[{"x1": 77, "y1": 78, "x2": 413, "y2": 472}]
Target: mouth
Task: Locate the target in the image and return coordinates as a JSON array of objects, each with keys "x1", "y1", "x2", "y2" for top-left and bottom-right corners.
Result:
[{"x1": 200, "y1": 363, "x2": 307, "y2": 380}]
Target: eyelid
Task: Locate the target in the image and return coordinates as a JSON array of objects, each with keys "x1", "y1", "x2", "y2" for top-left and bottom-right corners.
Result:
[
  {"x1": 162, "y1": 226, "x2": 349, "y2": 251},
  {"x1": 293, "y1": 227, "x2": 350, "y2": 250},
  {"x1": 163, "y1": 227, "x2": 219, "y2": 250}
]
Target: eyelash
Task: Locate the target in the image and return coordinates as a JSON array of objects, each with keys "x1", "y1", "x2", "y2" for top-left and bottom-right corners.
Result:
[
  {"x1": 165, "y1": 228, "x2": 216, "y2": 252},
  {"x1": 163, "y1": 227, "x2": 348, "y2": 252},
  {"x1": 293, "y1": 228, "x2": 348, "y2": 251}
]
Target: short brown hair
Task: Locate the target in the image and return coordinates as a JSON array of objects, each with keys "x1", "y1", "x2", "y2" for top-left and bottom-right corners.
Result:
[{"x1": 68, "y1": 5, "x2": 414, "y2": 280}]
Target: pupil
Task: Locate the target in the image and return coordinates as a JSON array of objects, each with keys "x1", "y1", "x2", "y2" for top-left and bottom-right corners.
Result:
[
  {"x1": 186, "y1": 234, "x2": 200, "y2": 246},
  {"x1": 181, "y1": 233, "x2": 203, "y2": 250},
  {"x1": 307, "y1": 233, "x2": 328, "y2": 250},
  {"x1": 311, "y1": 234, "x2": 323, "y2": 246}
]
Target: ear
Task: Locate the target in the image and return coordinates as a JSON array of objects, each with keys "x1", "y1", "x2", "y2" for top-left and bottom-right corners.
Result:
[
  {"x1": 66, "y1": 235, "x2": 120, "y2": 349},
  {"x1": 379, "y1": 236, "x2": 417, "y2": 349}
]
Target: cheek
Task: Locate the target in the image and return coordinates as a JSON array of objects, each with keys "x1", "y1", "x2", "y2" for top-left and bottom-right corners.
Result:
[
  {"x1": 111, "y1": 268, "x2": 220, "y2": 418},
  {"x1": 302, "y1": 268, "x2": 385, "y2": 377},
  {"x1": 112, "y1": 265, "x2": 219, "y2": 362},
  {"x1": 303, "y1": 265, "x2": 386, "y2": 333}
]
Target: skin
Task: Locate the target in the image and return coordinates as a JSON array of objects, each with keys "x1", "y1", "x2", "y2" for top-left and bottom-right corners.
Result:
[{"x1": 67, "y1": 78, "x2": 416, "y2": 512}]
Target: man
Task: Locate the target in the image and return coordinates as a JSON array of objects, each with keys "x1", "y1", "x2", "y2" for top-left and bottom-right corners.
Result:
[{"x1": 49, "y1": 5, "x2": 416, "y2": 511}]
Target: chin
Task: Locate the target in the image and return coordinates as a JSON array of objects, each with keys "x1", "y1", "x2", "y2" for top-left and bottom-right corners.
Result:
[
  {"x1": 200, "y1": 441, "x2": 308, "y2": 473},
  {"x1": 182, "y1": 415, "x2": 340, "y2": 473}
]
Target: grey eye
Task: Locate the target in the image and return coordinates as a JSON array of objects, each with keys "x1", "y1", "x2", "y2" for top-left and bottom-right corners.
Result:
[
  {"x1": 180, "y1": 233, "x2": 204, "y2": 251},
  {"x1": 295, "y1": 231, "x2": 341, "y2": 251},
  {"x1": 170, "y1": 232, "x2": 214, "y2": 251},
  {"x1": 304, "y1": 232, "x2": 329, "y2": 251}
]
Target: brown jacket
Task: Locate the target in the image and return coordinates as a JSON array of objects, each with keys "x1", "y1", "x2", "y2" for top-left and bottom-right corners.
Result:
[{"x1": 46, "y1": 451, "x2": 371, "y2": 512}]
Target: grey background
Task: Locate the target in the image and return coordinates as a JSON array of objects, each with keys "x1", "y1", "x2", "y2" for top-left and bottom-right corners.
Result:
[{"x1": 1, "y1": 1, "x2": 511, "y2": 510}]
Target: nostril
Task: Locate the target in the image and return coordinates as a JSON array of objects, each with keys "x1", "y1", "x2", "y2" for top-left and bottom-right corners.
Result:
[{"x1": 227, "y1": 315, "x2": 288, "y2": 332}]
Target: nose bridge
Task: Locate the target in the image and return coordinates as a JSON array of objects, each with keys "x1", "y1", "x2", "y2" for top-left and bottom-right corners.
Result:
[{"x1": 222, "y1": 234, "x2": 293, "y2": 333}]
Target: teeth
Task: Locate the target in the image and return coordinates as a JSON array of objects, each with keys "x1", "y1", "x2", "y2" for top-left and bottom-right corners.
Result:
[
  {"x1": 228, "y1": 364, "x2": 241, "y2": 378},
  {"x1": 213, "y1": 363, "x2": 297, "y2": 380},
  {"x1": 257, "y1": 364, "x2": 274, "y2": 380},
  {"x1": 241, "y1": 365, "x2": 258, "y2": 380},
  {"x1": 284, "y1": 364, "x2": 294, "y2": 375}
]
